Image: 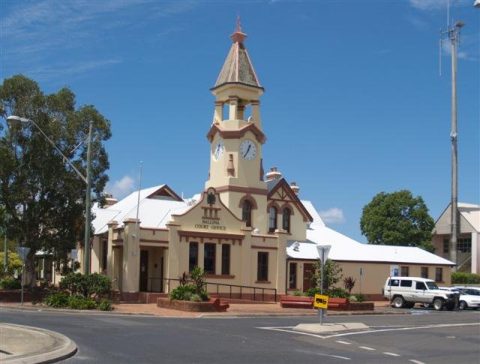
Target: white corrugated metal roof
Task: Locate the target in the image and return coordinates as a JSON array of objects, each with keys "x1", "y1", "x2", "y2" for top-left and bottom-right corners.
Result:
[
  {"x1": 288, "y1": 201, "x2": 455, "y2": 266},
  {"x1": 92, "y1": 185, "x2": 189, "y2": 234},
  {"x1": 301, "y1": 200, "x2": 325, "y2": 228},
  {"x1": 93, "y1": 188, "x2": 455, "y2": 266}
]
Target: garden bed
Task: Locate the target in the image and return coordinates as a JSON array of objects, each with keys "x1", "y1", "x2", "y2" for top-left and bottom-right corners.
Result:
[{"x1": 157, "y1": 297, "x2": 229, "y2": 312}]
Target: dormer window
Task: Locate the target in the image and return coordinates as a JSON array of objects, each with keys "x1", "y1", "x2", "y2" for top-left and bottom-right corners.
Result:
[
  {"x1": 282, "y1": 207, "x2": 291, "y2": 233},
  {"x1": 269, "y1": 206, "x2": 277, "y2": 233}
]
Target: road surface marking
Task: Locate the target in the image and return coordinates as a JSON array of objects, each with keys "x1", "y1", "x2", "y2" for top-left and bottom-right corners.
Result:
[
  {"x1": 336, "y1": 340, "x2": 351, "y2": 345},
  {"x1": 295, "y1": 349, "x2": 351, "y2": 360},
  {"x1": 323, "y1": 322, "x2": 480, "y2": 339},
  {"x1": 383, "y1": 352, "x2": 400, "y2": 357},
  {"x1": 359, "y1": 346, "x2": 376, "y2": 351},
  {"x1": 258, "y1": 327, "x2": 326, "y2": 339},
  {"x1": 409, "y1": 360, "x2": 426, "y2": 364}
]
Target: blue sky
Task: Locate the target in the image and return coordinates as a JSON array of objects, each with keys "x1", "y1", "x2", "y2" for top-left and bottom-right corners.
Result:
[{"x1": 1, "y1": 0, "x2": 479, "y2": 243}]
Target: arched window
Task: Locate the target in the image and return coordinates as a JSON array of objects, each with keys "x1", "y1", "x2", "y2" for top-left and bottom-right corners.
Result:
[
  {"x1": 269, "y1": 206, "x2": 277, "y2": 233},
  {"x1": 242, "y1": 200, "x2": 252, "y2": 227},
  {"x1": 282, "y1": 207, "x2": 291, "y2": 232}
]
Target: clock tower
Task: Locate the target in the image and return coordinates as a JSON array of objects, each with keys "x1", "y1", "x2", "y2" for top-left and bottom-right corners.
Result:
[{"x1": 205, "y1": 21, "x2": 269, "y2": 232}]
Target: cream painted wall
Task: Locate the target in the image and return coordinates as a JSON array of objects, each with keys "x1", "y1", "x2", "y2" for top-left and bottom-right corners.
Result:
[
  {"x1": 206, "y1": 130, "x2": 267, "y2": 191},
  {"x1": 285, "y1": 259, "x2": 452, "y2": 296}
]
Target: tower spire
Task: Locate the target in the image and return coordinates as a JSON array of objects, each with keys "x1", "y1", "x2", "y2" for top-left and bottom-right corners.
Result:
[
  {"x1": 213, "y1": 18, "x2": 262, "y2": 90},
  {"x1": 231, "y1": 16, "x2": 246, "y2": 43}
]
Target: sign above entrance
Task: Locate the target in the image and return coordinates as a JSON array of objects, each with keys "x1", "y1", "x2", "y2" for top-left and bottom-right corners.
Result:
[{"x1": 195, "y1": 216, "x2": 226, "y2": 231}]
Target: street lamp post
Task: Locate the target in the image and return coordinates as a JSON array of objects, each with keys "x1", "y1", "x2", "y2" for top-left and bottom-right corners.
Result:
[
  {"x1": 6, "y1": 115, "x2": 94, "y2": 274},
  {"x1": 316, "y1": 244, "x2": 331, "y2": 326}
]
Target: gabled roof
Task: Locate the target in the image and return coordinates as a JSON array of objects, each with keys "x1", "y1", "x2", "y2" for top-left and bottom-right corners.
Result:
[
  {"x1": 267, "y1": 178, "x2": 313, "y2": 222},
  {"x1": 458, "y1": 203, "x2": 480, "y2": 232},
  {"x1": 435, "y1": 202, "x2": 480, "y2": 233},
  {"x1": 92, "y1": 185, "x2": 188, "y2": 235},
  {"x1": 266, "y1": 178, "x2": 282, "y2": 194},
  {"x1": 212, "y1": 22, "x2": 263, "y2": 91}
]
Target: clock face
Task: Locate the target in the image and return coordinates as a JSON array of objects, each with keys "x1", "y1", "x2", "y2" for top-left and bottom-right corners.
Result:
[
  {"x1": 240, "y1": 139, "x2": 257, "y2": 160},
  {"x1": 212, "y1": 140, "x2": 224, "y2": 161}
]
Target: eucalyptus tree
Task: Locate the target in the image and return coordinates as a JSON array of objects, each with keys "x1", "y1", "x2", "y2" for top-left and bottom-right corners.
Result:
[
  {"x1": 0, "y1": 75, "x2": 111, "y2": 285},
  {"x1": 360, "y1": 190, "x2": 435, "y2": 252}
]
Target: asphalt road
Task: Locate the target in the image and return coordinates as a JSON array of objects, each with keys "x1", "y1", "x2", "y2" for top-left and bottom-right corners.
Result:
[{"x1": 1, "y1": 308, "x2": 479, "y2": 363}]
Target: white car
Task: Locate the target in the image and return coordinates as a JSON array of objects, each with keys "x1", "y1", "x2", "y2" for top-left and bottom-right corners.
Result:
[
  {"x1": 454, "y1": 287, "x2": 480, "y2": 310},
  {"x1": 383, "y1": 277, "x2": 459, "y2": 311}
]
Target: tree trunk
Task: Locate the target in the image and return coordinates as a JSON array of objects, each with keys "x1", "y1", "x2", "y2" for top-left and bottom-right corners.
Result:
[{"x1": 25, "y1": 253, "x2": 36, "y2": 288}]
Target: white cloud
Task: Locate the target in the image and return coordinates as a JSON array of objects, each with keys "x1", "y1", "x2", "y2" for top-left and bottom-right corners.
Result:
[
  {"x1": 1, "y1": 0, "x2": 197, "y2": 80},
  {"x1": 318, "y1": 208, "x2": 345, "y2": 225},
  {"x1": 441, "y1": 38, "x2": 472, "y2": 60},
  {"x1": 29, "y1": 59, "x2": 122, "y2": 81},
  {"x1": 409, "y1": 0, "x2": 469, "y2": 11},
  {"x1": 409, "y1": 0, "x2": 449, "y2": 10},
  {"x1": 107, "y1": 175, "x2": 136, "y2": 199}
]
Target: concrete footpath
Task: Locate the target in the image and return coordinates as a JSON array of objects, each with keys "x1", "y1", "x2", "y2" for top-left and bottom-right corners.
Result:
[
  {"x1": 0, "y1": 323, "x2": 77, "y2": 364},
  {"x1": 0, "y1": 301, "x2": 394, "y2": 363}
]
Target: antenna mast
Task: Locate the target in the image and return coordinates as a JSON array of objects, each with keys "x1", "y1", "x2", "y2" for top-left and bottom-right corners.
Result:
[{"x1": 441, "y1": 8, "x2": 464, "y2": 269}]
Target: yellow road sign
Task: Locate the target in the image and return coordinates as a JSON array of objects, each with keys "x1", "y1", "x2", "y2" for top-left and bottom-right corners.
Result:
[{"x1": 313, "y1": 294, "x2": 329, "y2": 309}]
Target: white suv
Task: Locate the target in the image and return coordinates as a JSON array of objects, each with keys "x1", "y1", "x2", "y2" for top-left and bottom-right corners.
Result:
[{"x1": 383, "y1": 277, "x2": 459, "y2": 311}]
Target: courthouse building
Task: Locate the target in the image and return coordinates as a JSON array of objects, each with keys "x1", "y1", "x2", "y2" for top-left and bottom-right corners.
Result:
[{"x1": 83, "y1": 25, "x2": 454, "y2": 300}]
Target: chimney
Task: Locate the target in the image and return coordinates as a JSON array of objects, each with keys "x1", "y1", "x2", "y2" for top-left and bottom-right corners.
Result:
[
  {"x1": 290, "y1": 182, "x2": 300, "y2": 195},
  {"x1": 104, "y1": 196, "x2": 118, "y2": 206},
  {"x1": 265, "y1": 167, "x2": 282, "y2": 181}
]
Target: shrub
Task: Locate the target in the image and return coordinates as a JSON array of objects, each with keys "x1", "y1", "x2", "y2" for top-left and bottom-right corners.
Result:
[
  {"x1": 354, "y1": 293, "x2": 366, "y2": 302},
  {"x1": 170, "y1": 284, "x2": 196, "y2": 301},
  {"x1": 98, "y1": 299, "x2": 113, "y2": 311},
  {"x1": 310, "y1": 260, "x2": 343, "y2": 291},
  {"x1": 325, "y1": 287, "x2": 349, "y2": 298},
  {"x1": 0, "y1": 277, "x2": 21, "y2": 290},
  {"x1": 59, "y1": 273, "x2": 88, "y2": 296},
  {"x1": 172, "y1": 268, "x2": 209, "y2": 301},
  {"x1": 67, "y1": 295, "x2": 97, "y2": 310},
  {"x1": 190, "y1": 266, "x2": 207, "y2": 296},
  {"x1": 44, "y1": 292, "x2": 70, "y2": 308},
  {"x1": 59, "y1": 273, "x2": 111, "y2": 299},
  {"x1": 452, "y1": 272, "x2": 480, "y2": 284},
  {"x1": 343, "y1": 277, "x2": 356, "y2": 294},
  {"x1": 292, "y1": 290, "x2": 303, "y2": 296},
  {"x1": 85, "y1": 273, "x2": 112, "y2": 299},
  {"x1": 306, "y1": 287, "x2": 321, "y2": 297},
  {"x1": 190, "y1": 294, "x2": 202, "y2": 302},
  {"x1": 0, "y1": 252, "x2": 23, "y2": 278},
  {"x1": 349, "y1": 295, "x2": 358, "y2": 302}
]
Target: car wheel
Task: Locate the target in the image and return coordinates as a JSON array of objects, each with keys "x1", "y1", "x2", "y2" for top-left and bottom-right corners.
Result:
[
  {"x1": 458, "y1": 301, "x2": 467, "y2": 310},
  {"x1": 433, "y1": 298, "x2": 444, "y2": 311},
  {"x1": 392, "y1": 296, "x2": 405, "y2": 308}
]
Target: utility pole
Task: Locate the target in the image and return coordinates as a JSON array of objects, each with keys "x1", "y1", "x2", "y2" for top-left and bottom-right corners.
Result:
[
  {"x1": 83, "y1": 120, "x2": 94, "y2": 275},
  {"x1": 442, "y1": 21, "x2": 463, "y2": 270}
]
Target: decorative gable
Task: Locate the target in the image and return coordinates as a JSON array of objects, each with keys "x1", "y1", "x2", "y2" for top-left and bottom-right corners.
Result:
[{"x1": 267, "y1": 179, "x2": 313, "y2": 223}]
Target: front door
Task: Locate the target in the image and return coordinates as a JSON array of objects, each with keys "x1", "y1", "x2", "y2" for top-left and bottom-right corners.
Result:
[
  {"x1": 140, "y1": 250, "x2": 149, "y2": 292},
  {"x1": 303, "y1": 263, "x2": 315, "y2": 292}
]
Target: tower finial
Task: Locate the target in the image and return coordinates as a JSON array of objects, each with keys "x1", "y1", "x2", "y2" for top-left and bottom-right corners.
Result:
[
  {"x1": 230, "y1": 16, "x2": 246, "y2": 44},
  {"x1": 235, "y1": 15, "x2": 242, "y2": 33}
]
